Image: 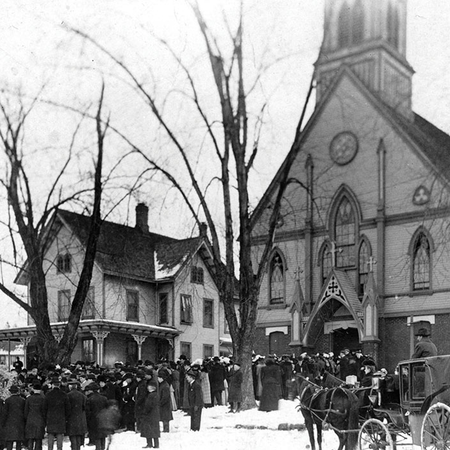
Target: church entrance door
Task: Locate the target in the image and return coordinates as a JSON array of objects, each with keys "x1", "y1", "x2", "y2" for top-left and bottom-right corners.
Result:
[{"x1": 332, "y1": 328, "x2": 359, "y2": 354}]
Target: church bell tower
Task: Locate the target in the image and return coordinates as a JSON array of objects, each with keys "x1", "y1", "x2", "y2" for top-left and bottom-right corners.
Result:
[{"x1": 315, "y1": 0, "x2": 413, "y2": 120}]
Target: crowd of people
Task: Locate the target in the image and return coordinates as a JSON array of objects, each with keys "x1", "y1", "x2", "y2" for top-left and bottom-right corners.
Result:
[
  {"x1": 0, "y1": 355, "x2": 247, "y2": 450},
  {"x1": 0, "y1": 348, "x2": 401, "y2": 450}
]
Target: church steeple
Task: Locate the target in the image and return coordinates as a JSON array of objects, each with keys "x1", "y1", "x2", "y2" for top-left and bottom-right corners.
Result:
[{"x1": 315, "y1": 0, "x2": 414, "y2": 120}]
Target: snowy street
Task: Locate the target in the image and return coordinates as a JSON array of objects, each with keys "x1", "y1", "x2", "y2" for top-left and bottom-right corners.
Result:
[{"x1": 97, "y1": 400, "x2": 342, "y2": 450}]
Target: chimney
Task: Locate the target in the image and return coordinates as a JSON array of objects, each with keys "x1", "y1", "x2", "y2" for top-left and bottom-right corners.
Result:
[
  {"x1": 199, "y1": 222, "x2": 207, "y2": 238},
  {"x1": 135, "y1": 203, "x2": 149, "y2": 233}
]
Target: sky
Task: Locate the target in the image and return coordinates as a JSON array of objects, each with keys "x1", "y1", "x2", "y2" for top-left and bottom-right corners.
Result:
[{"x1": 0, "y1": 1, "x2": 449, "y2": 328}]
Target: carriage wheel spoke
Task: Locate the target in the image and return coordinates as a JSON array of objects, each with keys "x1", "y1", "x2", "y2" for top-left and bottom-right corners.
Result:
[{"x1": 422, "y1": 403, "x2": 450, "y2": 450}]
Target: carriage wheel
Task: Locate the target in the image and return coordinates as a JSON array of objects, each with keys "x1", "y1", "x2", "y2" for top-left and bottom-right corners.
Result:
[
  {"x1": 358, "y1": 418, "x2": 394, "y2": 450},
  {"x1": 421, "y1": 402, "x2": 450, "y2": 450}
]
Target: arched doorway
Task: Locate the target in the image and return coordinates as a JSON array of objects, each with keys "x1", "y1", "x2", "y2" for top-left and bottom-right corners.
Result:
[{"x1": 332, "y1": 327, "x2": 359, "y2": 354}]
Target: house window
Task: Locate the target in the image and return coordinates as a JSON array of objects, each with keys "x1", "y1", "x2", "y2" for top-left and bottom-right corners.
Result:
[
  {"x1": 191, "y1": 266, "x2": 204, "y2": 284},
  {"x1": 56, "y1": 253, "x2": 71, "y2": 273},
  {"x1": 335, "y1": 197, "x2": 356, "y2": 267},
  {"x1": 126, "y1": 290, "x2": 139, "y2": 322},
  {"x1": 387, "y1": 2, "x2": 400, "y2": 50},
  {"x1": 358, "y1": 240, "x2": 370, "y2": 298},
  {"x1": 269, "y1": 251, "x2": 285, "y2": 304},
  {"x1": 203, "y1": 344, "x2": 214, "y2": 359},
  {"x1": 203, "y1": 298, "x2": 214, "y2": 328},
  {"x1": 180, "y1": 294, "x2": 193, "y2": 324},
  {"x1": 180, "y1": 342, "x2": 191, "y2": 361},
  {"x1": 82, "y1": 338, "x2": 95, "y2": 363},
  {"x1": 159, "y1": 293, "x2": 169, "y2": 324},
  {"x1": 126, "y1": 339, "x2": 138, "y2": 366},
  {"x1": 321, "y1": 243, "x2": 332, "y2": 285},
  {"x1": 412, "y1": 233, "x2": 430, "y2": 291},
  {"x1": 82, "y1": 287, "x2": 95, "y2": 319},
  {"x1": 58, "y1": 290, "x2": 71, "y2": 321}
]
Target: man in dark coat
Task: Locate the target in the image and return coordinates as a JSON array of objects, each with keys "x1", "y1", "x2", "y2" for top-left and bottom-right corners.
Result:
[
  {"x1": 140, "y1": 380, "x2": 160, "y2": 449},
  {"x1": 86, "y1": 383, "x2": 109, "y2": 450},
  {"x1": 134, "y1": 370, "x2": 147, "y2": 433},
  {"x1": 24, "y1": 383, "x2": 45, "y2": 450},
  {"x1": 186, "y1": 370, "x2": 204, "y2": 431},
  {"x1": 411, "y1": 328, "x2": 438, "y2": 358},
  {"x1": 44, "y1": 377, "x2": 70, "y2": 450},
  {"x1": 66, "y1": 380, "x2": 88, "y2": 450},
  {"x1": 121, "y1": 372, "x2": 137, "y2": 431},
  {"x1": 208, "y1": 357, "x2": 226, "y2": 406},
  {"x1": 157, "y1": 369, "x2": 173, "y2": 432},
  {"x1": 2, "y1": 385, "x2": 25, "y2": 450}
]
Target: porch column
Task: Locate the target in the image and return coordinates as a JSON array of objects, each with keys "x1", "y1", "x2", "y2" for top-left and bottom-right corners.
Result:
[
  {"x1": 132, "y1": 334, "x2": 147, "y2": 361},
  {"x1": 19, "y1": 337, "x2": 31, "y2": 368},
  {"x1": 91, "y1": 331, "x2": 110, "y2": 366}
]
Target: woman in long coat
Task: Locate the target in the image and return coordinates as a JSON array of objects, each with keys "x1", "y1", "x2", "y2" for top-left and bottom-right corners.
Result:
[
  {"x1": 227, "y1": 364, "x2": 243, "y2": 413},
  {"x1": 259, "y1": 358, "x2": 282, "y2": 412},
  {"x1": 141, "y1": 381, "x2": 160, "y2": 449},
  {"x1": 24, "y1": 384, "x2": 45, "y2": 450},
  {"x1": 2, "y1": 385, "x2": 25, "y2": 450}
]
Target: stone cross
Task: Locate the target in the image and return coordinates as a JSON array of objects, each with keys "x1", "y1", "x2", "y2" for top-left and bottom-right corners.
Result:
[
  {"x1": 329, "y1": 241, "x2": 342, "y2": 267},
  {"x1": 367, "y1": 256, "x2": 377, "y2": 273}
]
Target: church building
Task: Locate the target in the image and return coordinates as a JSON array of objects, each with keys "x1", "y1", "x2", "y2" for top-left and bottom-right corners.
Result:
[{"x1": 250, "y1": 0, "x2": 450, "y2": 371}]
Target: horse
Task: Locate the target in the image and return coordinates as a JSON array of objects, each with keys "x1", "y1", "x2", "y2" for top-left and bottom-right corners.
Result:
[{"x1": 297, "y1": 375, "x2": 360, "y2": 450}]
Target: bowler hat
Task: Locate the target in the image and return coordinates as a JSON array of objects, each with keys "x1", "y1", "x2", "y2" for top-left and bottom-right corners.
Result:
[
  {"x1": 9, "y1": 385, "x2": 19, "y2": 394},
  {"x1": 415, "y1": 328, "x2": 430, "y2": 337}
]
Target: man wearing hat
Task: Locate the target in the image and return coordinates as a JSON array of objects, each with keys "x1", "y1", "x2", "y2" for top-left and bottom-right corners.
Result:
[
  {"x1": 2, "y1": 385, "x2": 25, "y2": 450},
  {"x1": 66, "y1": 380, "x2": 88, "y2": 450},
  {"x1": 24, "y1": 383, "x2": 45, "y2": 450},
  {"x1": 43, "y1": 377, "x2": 70, "y2": 450},
  {"x1": 411, "y1": 327, "x2": 438, "y2": 359}
]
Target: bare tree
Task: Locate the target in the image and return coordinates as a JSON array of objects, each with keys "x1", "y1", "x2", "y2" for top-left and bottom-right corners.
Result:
[
  {"x1": 68, "y1": 2, "x2": 313, "y2": 407},
  {"x1": 0, "y1": 85, "x2": 107, "y2": 366}
]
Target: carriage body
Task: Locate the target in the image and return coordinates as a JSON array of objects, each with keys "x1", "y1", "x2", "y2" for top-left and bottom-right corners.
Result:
[{"x1": 359, "y1": 355, "x2": 450, "y2": 449}]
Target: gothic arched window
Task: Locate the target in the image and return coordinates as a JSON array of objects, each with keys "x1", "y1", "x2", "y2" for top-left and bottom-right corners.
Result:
[
  {"x1": 338, "y1": 2, "x2": 351, "y2": 48},
  {"x1": 321, "y1": 243, "x2": 332, "y2": 285},
  {"x1": 387, "y1": 2, "x2": 400, "y2": 50},
  {"x1": 358, "y1": 239, "x2": 370, "y2": 298},
  {"x1": 335, "y1": 197, "x2": 356, "y2": 267},
  {"x1": 412, "y1": 233, "x2": 430, "y2": 291},
  {"x1": 352, "y1": 0, "x2": 364, "y2": 45},
  {"x1": 269, "y1": 251, "x2": 285, "y2": 304}
]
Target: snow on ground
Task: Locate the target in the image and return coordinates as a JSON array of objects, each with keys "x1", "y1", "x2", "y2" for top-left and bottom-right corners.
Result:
[{"x1": 103, "y1": 400, "x2": 341, "y2": 450}]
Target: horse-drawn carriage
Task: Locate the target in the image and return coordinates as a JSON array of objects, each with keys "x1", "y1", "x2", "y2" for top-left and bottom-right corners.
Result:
[{"x1": 297, "y1": 354, "x2": 450, "y2": 450}]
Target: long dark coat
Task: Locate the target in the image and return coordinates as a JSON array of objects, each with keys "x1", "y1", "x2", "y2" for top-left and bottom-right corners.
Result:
[
  {"x1": 140, "y1": 391, "x2": 160, "y2": 439},
  {"x1": 44, "y1": 387, "x2": 70, "y2": 434},
  {"x1": 227, "y1": 369, "x2": 243, "y2": 403},
  {"x1": 86, "y1": 392, "x2": 109, "y2": 440},
  {"x1": 134, "y1": 379, "x2": 147, "y2": 418},
  {"x1": 259, "y1": 362, "x2": 282, "y2": 412},
  {"x1": 2, "y1": 393, "x2": 25, "y2": 441},
  {"x1": 66, "y1": 389, "x2": 88, "y2": 436},
  {"x1": 158, "y1": 380, "x2": 173, "y2": 422},
  {"x1": 24, "y1": 392, "x2": 46, "y2": 439},
  {"x1": 208, "y1": 362, "x2": 226, "y2": 393}
]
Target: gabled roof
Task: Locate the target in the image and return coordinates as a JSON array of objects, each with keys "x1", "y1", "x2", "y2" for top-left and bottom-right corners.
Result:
[
  {"x1": 250, "y1": 65, "x2": 450, "y2": 231},
  {"x1": 155, "y1": 237, "x2": 206, "y2": 280},
  {"x1": 17, "y1": 209, "x2": 211, "y2": 285}
]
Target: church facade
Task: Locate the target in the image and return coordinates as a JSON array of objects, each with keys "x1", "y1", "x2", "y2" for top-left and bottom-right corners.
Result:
[{"x1": 251, "y1": 0, "x2": 450, "y2": 372}]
